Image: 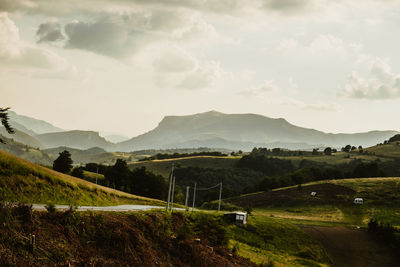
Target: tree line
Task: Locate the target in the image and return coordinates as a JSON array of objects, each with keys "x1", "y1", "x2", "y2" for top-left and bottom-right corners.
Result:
[{"x1": 52, "y1": 151, "x2": 167, "y2": 200}]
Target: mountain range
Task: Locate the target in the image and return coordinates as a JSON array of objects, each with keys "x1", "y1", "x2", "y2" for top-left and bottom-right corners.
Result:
[
  {"x1": 116, "y1": 111, "x2": 398, "y2": 151},
  {"x1": 1, "y1": 110, "x2": 398, "y2": 152}
]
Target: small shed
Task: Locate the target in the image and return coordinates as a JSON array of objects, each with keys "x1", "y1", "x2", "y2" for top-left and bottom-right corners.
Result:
[
  {"x1": 353, "y1": 198, "x2": 363, "y2": 204},
  {"x1": 223, "y1": 211, "x2": 247, "y2": 225},
  {"x1": 310, "y1": 192, "x2": 317, "y2": 197}
]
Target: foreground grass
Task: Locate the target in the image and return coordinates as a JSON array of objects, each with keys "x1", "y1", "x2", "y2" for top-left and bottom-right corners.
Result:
[
  {"x1": 0, "y1": 150, "x2": 163, "y2": 206},
  {"x1": 228, "y1": 215, "x2": 331, "y2": 266},
  {"x1": 0, "y1": 207, "x2": 255, "y2": 266}
]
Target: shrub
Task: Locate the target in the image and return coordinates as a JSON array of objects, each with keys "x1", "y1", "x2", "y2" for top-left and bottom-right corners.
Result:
[
  {"x1": 12, "y1": 204, "x2": 32, "y2": 223},
  {"x1": 188, "y1": 213, "x2": 229, "y2": 246},
  {"x1": 45, "y1": 203, "x2": 56, "y2": 214}
]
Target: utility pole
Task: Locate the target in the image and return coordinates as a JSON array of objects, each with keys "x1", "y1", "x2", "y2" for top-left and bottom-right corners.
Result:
[
  {"x1": 218, "y1": 182, "x2": 223, "y2": 212},
  {"x1": 184, "y1": 186, "x2": 189, "y2": 215},
  {"x1": 192, "y1": 182, "x2": 197, "y2": 211},
  {"x1": 166, "y1": 164, "x2": 174, "y2": 212},
  {"x1": 170, "y1": 176, "x2": 176, "y2": 212}
]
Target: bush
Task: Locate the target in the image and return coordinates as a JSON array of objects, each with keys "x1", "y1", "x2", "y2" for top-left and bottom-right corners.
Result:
[
  {"x1": 45, "y1": 203, "x2": 56, "y2": 214},
  {"x1": 12, "y1": 204, "x2": 32, "y2": 223},
  {"x1": 188, "y1": 213, "x2": 229, "y2": 246}
]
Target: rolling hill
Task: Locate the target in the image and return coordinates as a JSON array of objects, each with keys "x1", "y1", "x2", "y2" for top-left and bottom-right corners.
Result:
[
  {"x1": 225, "y1": 177, "x2": 400, "y2": 226},
  {"x1": 0, "y1": 128, "x2": 43, "y2": 148},
  {"x1": 0, "y1": 149, "x2": 163, "y2": 206},
  {"x1": 36, "y1": 130, "x2": 117, "y2": 151},
  {"x1": 117, "y1": 111, "x2": 398, "y2": 151},
  {"x1": 129, "y1": 156, "x2": 239, "y2": 177},
  {"x1": 0, "y1": 136, "x2": 52, "y2": 165},
  {"x1": 43, "y1": 146, "x2": 134, "y2": 165}
]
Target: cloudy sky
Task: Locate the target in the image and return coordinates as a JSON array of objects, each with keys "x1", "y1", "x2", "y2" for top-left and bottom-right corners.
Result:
[{"x1": 1, "y1": 0, "x2": 400, "y2": 138}]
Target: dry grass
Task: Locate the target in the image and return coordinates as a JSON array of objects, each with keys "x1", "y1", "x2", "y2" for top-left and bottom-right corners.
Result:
[{"x1": 0, "y1": 149, "x2": 164, "y2": 206}]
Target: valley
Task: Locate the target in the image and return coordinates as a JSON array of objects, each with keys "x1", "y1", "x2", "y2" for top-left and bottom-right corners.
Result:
[{"x1": 1, "y1": 109, "x2": 400, "y2": 266}]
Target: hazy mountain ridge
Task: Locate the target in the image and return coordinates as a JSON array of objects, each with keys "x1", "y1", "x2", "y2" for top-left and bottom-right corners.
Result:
[
  {"x1": 8, "y1": 111, "x2": 64, "y2": 134},
  {"x1": 36, "y1": 130, "x2": 117, "y2": 151},
  {"x1": 4, "y1": 110, "x2": 398, "y2": 152},
  {"x1": 0, "y1": 127, "x2": 43, "y2": 148},
  {"x1": 117, "y1": 111, "x2": 398, "y2": 151}
]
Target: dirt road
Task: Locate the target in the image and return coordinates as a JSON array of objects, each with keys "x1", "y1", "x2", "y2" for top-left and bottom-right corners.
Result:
[{"x1": 302, "y1": 226, "x2": 399, "y2": 267}]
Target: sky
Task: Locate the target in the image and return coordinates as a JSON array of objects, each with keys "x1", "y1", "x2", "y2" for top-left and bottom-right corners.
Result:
[{"x1": 1, "y1": 0, "x2": 400, "y2": 138}]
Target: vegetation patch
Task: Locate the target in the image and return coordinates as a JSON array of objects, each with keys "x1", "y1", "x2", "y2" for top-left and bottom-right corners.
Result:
[{"x1": 0, "y1": 150, "x2": 163, "y2": 206}]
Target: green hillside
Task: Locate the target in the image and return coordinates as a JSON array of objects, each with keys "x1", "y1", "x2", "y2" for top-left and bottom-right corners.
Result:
[
  {"x1": 226, "y1": 177, "x2": 400, "y2": 226},
  {"x1": 364, "y1": 142, "x2": 400, "y2": 158},
  {"x1": 0, "y1": 136, "x2": 52, "y2": 166},
  {"x1": 0, "y1": 149, "x2": 163, "y2": 206},
  {"x1": 129, "y1": 156, "x2": 240, "y2": 177}
]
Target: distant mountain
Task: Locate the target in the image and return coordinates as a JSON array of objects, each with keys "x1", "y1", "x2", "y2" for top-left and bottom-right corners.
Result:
[
  {"x1": 102, "y1": 134, "x2": 130, "y2": 143},
  {"x1": 117, "y1": 111, "x2": 398, "y2": 151},
  {"x1": 0, "y1": 128, "x2": 43, "y2": 148},
  {"x1": 8, "y1": 111, "x2": 64, "y2": 134},
  {"x1": 36, "y1": 130, "x2": 116, "y2": 151},
  {"x1": 43, "y1": 146, "x2": 124, "y2": 165}
]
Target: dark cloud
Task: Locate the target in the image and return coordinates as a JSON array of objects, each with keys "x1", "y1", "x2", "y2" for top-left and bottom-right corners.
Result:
[
  {"x1": 36, "y1": 21, "x2": 64, "y2": 43},
  {"x1": 36, "y1": 10, "x2": 195, "y2": 59}
]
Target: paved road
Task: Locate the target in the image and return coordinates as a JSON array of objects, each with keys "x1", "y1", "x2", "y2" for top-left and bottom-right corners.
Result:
[{"x1": 31, "y1": 204, "x2": 185, "y2": 212}]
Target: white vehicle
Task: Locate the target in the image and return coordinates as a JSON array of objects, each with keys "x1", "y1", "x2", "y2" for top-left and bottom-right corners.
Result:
[
  {"x1": 310, "y1": 192, "x2": 317, "y2": 197},
  {"x1": 353, "y1": 198, "x2": 363, "y2": 204}
]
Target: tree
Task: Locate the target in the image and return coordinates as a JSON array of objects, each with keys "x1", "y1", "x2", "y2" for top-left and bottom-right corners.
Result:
[
  {"x1": 0, "y1": 107, "x2": 14, "y2": 143},
  {"x1": 343, "y1": 145, "x2": 352, "y2": 152},
  {"x1": 105, "y1": 159, "x2": 130, "y2": 189},
  {"x1": 71, "y1": 167, "x2": 84, "y2": 178},
  {"x1": 53, "y1": 150, "x2": 73, "y2": 173},
  {"x1": 324, "y1": 147, "x2": 332, "y2": 156}
]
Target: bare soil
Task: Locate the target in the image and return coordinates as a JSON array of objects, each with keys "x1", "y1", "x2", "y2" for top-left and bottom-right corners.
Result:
[{"x1": 302, "y1": 226, "x2": 400, "y2": 267}]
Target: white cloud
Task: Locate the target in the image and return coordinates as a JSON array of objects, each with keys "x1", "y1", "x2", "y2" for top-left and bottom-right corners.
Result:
[
  {"x1": 238, "y1": 80, "x2": 279, "y2": 96},
  {"x1": 278, "y1": 35, "x2": 362, "y2": 58},
  {"x1": 282, "y1": 99, "x2": 341, "y2": 112},
  {"x1": 343, "y1": 58, "x2": 400, "y2": 99},
  {"x1": 152, "y1": 46, "x2": 197, "y2": 73},
  {"x1": 0, "y1": 12, "x2": 88, "y2": 81},
  {"x1": 179, "y1": 61, "x2": 230, "y2": 90},
  {"x1": 0, "y1": 12, "x2": 66, "y2": 70}
]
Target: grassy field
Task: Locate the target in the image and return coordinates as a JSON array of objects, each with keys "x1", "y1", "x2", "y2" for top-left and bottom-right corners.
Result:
[
  {"x1": 228, "y1": 215, "x2": 331, "y2": 266},
  {"x1": 226, "y1": 177, "x2": 400, "y2": 226},
  {"x1": 0, "y1": 149, "x2": 164, "y2": 206},
  {"x1": 129, "y1": 156, "x2": 240, "y2": 177},
  {"x1": 365, "y1": 142, "x2": 400, "y2": 158},
  {"x1": 278, "y1": 152, "x2": 385, "y2": 166}
]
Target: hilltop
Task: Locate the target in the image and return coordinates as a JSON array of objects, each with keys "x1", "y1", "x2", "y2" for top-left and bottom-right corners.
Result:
[{"x1": 0, "y1": 149, "x2": 162, "y2": 206}]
